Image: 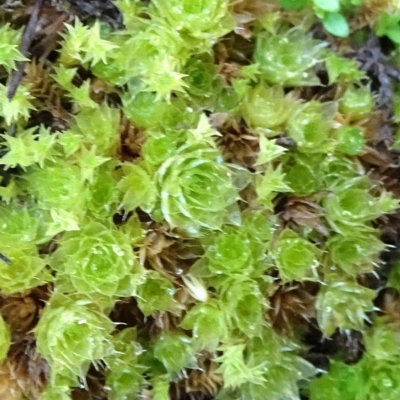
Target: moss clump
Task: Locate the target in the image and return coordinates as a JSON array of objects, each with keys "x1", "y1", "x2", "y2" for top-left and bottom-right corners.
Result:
[{"x1": 0, "y1": 1, "x2": 400, "y2": 399}]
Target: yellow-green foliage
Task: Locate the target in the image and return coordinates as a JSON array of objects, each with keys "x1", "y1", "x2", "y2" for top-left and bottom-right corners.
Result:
[{"x1": 0, "y1": 1, "x2": 399, "y2": 399}]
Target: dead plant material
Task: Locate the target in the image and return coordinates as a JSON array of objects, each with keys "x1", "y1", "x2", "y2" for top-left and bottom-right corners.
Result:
[
  {"x1": 230, "y1": 0, "x2": 270, "y2": 39},
  {"x1": 268, "y1": 282, "x2": 318, "y2": 335},
  {"x1": 278, "y1": 197, "x2": 329, "y2": 236},
  {"x1": 118, "y1": 116, "x2": 146, "y2": 162},
  {"x1": 355, "y1": 0, "x2": 398, "y2": 28},
  {"x1": 216, "y1": 118, "x2": 259, "y2": 168},
  {"x1": 0, "y1": 285, "x2": 50, "y2": 335},
  {"x1": 171, "y1": 352, "x2": 223, "y2": 400},
  {"x1": 139, "y1": 222, "x2": 202, "y2": 282},
  {"x1": 0, "y1": 334, "x2": 49, "y2": 400},
  {"x1": 213, "y1": 32, "x2": 255, "y2": 66},
  {"x1": 376, "y1": 287, "x2": 400, "y2": 324}
]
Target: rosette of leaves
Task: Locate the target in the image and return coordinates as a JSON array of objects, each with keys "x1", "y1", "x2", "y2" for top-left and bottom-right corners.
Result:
[
  {"x1": 86, "y1": 161, "x2": 120, "y2": 220},
  {"x1": 136, "y1": 271, "x2": 176, "y2": 316},
  {"x1": 323, "y1": 179, "x2": 398, "y2": 234},
  {"x1": 339, "y1": 84, "x2": 375, "y2": 122},
  {"x1": 240, "y1": 209, "x2": 277, "y2": 248},
  {"x1": 35, "y1": 294, "x2": 114, "y2": 384},
  {"x1": 364, "y1": 317, "x2": 400, "y2": 361},
  {"x1": 0, "y1": 23, "x2": 27, "y2": 73},
  {"x1": 183, "y1": 54, "x2": 217, "y2": 99},
  {"x1": 58, "y1": 104, "x2": 121, "y2": 157},
  {"x1": 284, "y1": 154, "x2": 326, "y2": 196},
  {"x1": 49, "y1": 221, "x2": 142, "y2": 299},
  {"x1": 272, "y1": 229, "x2": 321, "y2": 282},
  {"x1": 105, "y1": 328, "x2": 146, "y2": 400},
  {"x1": 94, "y1": 19, "x2": 187, "y2": 88},
  {"x1": 191, "y1": 216, "x2": 275, "y2": 320},
  {"x1": 309, "y1": 360, "x2": 365, "y2": 400},
  {"x1": 122, "y1": 91, "x2": 191, "y2": 129},
  {"x1": 58, "y1": 20, "x2": 116, "y2": 68},
  {"x1": 150, "y1": 0, "x2": 235, "y2": 48},
  {"x1": 322, "y1": 154, "x2": 363, "y2": 188},
  {"x1": 155, "y1": 143, "x2": 240, "y2": 236},
  {"x1": 0, "y1": 202, "x2": 52, "y2": 294},
  {"x1": 202, "y1": 227, "x2": 256, "y2": 276},
  {"x1": 141, "y1": 54, "x2": 189, "y2": 102},
  {"x1": 241, "y1": 83, "x2": 297, "y2": 130},
  {"x1": 316, "y1": 276, "x2": 376, "y2": 336},
  {"x1": 194, "y1": 212, "x2": 274, "y2": 280},
  {"x1": 141, "y1": 128, "x2": 186, "y2": 166},
  {"x1": 21, "y1": 160, "x2": 86, "y2": 217},
  {"x1": 118, "y1": 162, "x2": 158, "y2": 214},
  {"x1": 181, "y1": 300, "x2": 228, "y2": 352},
  {"x1": 153, "y1": 332, "x2": 197, "y2": 374},
  {"x1": 0, "y1": 203, "x2": 39, "y2": 244},
  {"x1": 0, "y1": 83, "x2": 35, "y2": 126},
  {"x1": 359, "y1": 355, "x2": 400, "y2": 400},
  {"x1": 253, "y1": 27, "x2": 327, "y2": 87},
  {"x1": 216, "y1": 329, "x2": 316, "y2": 400},
  {"x1": 311, "y1": 354, "x2": 400, "y2": 400},
  {"x1": 0, "y1": 126, "x2": 58, "y2": 171},
  {"x1": 286, "y1": 101, "x2": 336, "y2": 153},
  {"x1": 325, "y1": 53, "x2": 365, "y2": 84},
  {"x1": 0, "y1": 241, "x2": 51, "y2": 294},
  {"x1": 333, "y1": 125, "x2": 365, "y2": 156},
  {"x1": 327, "y1": 232, "x2": 385, "y2": 275},
  {"x1": 218, "y1": 277, "x2": 265, "y2": 337}
]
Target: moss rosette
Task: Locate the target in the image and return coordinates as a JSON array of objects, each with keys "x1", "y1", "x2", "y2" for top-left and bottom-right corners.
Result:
[
  {"x1": 35, "y1": 294, "x2": 114, "y2": 380},
  {"x1": 273, "y1": 229, "x2": 320, "y2": 282},
  {"x1": 0, "y1": 243, "x2": 51, "y2": 294},
  {"x1": 151, "y1": 0, "x2": 234, "y2": 44},
  {"x1": 156, "y1": 144, "x2": 239, "y2": 236},
  {"x1": 49, "y1": 221, "x2": 139, "y2": 297}
]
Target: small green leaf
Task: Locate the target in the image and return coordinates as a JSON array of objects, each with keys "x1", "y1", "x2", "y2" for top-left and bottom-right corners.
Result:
[
  {"x1": 325, "y1": 53, "x2": 364, "y2": 83},
  {"x1": 153, "y1": 333, "x2": 196, "y2": 373},
  {"x1": 35, "y1": 294, "x2": 115, "y2": 381},
  {"x1": 118, "y1": 163, "x2": 157, "y2": 213},
  {"x1": 322, "y1": 12, "x2": 350, "y2": 37},
  {"x1": 316, "y1": 277, "x2": 376, "y2": 336},
  {"x1": 215, "y1": 344, "x2": 267, "y2": 389},
  {"x1": 0, "y1": 84, "x2": 35, "y2": 125},
  {"x1": 334, "y1": 126, "x2": 365, "y2": 155},
  {"x1": 255, "y1": 136, "x2": 287, "y2": 166},
  {"x1": 0, "y1": 127, "x2": 58, "y2": 170},
  {"x1": 180, "y1": 300, "x2": 228, "y2": 351},
  {"x1": 314, "y1": 0, "x2": 339, "y2": 12},
  {"x1": 256, "y1": 164, "x2": 292, "y2": 209},
  {"x1": 136, "y1": 271, "x2": 176, "y2": 316}
]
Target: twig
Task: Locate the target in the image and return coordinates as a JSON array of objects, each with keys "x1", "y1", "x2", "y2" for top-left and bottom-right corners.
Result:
[
  {"x1": 6, "y1": 0, "x2": 44, "y2": 101},
  {"x1": 0, "y1": 253, "x2": 11, "y2": 265}
]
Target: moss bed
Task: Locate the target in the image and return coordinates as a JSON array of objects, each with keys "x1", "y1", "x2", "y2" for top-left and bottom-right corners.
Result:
[{"x1": 1, "y1": 0, "x2": 400, "y2": 399}]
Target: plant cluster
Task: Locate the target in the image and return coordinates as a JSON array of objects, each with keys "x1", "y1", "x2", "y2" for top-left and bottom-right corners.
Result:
[{"x1": 0, "y1": 0, "x2": 400, "y2": 399}]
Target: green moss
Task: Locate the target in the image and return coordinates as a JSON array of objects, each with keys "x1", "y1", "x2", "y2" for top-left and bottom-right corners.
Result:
[{"x1": 0, "y1": 1, "x2": 399, "y2": 398}]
